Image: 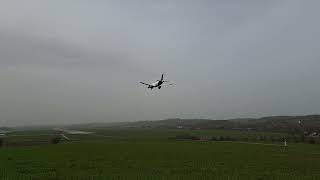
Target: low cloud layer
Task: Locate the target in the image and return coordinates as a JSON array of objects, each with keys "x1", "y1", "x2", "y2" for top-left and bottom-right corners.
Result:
[{"x1": 1, "y1": 1, "x2": 320, "y2": 125}]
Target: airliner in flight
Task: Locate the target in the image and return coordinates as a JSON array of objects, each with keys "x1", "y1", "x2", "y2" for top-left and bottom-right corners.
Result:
[{"x1": 140, "y1": 74, "x2": 173, "y2": 90}]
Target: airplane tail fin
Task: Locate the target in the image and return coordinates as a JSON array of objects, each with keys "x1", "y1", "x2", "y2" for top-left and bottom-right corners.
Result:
[{"x1": 161, "y1": 74, "x2": 164, "y2": 81}]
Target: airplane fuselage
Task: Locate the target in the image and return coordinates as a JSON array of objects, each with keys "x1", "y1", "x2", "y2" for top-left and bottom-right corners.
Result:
[
  {"x1": 149, "y1": 80, "x2": 163, "y2": 89},
  {"x1": 140, "y1": 74, "x2": 168, "y2": 90}
]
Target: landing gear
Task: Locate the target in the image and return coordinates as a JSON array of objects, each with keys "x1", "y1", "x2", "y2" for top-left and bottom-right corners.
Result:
[{"x1": 158, "y1": 86, "x2": 161, "y2": 89}]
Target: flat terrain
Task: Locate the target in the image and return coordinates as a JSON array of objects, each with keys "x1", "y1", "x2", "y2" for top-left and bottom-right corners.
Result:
[{"x1": 1, "y1": 129, "x2": 320, "y2": 180}]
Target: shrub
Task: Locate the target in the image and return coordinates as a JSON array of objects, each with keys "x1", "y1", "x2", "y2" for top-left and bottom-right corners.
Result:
[
  {"x1": 308, "y1": 138, "x2": 316, "y2": 144},
  {"x1": 211, "y1": 136, "x2": 217, "y2": 141}
]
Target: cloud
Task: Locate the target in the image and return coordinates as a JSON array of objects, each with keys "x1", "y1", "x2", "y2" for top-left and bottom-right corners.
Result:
[{"x1": 0, "y1": 1, "x2": 320, "y2": 125}]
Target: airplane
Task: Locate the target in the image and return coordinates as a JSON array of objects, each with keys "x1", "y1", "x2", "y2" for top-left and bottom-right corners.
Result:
[
  {"x1": 53, "y1": 128, "x2": 95, "y2": 140},
  {"x1": 53, "y1": 128, "x2": 94, "y2": 135},
  {"x1": 140, "y1": 74, "x2": 173, "y2": 90}
]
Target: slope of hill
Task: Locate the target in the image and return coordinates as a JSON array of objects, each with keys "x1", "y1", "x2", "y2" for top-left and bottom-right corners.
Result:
[
  {"x1": 119, "y1": 115, "x2": 320, "y2": 133},
  {"x1": 13, "y1": 115, "x2": 320, "y2": 134}
]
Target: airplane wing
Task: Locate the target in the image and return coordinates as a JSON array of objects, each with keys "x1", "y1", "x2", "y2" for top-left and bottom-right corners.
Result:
[
  {"x1": 66, "y1": 130, "x2": 94, "y2": 135},
  {"x1": 61, "y1": 134, "x2": 70, "y2": 140},
  {"x1": 53, "y1": 128, "x2": 94, "y2": 135},
  {"x1": 162, "y1": 81, "x2": 173, "y2": 85},
  {"x1": 140, "y1": 82, "x2": 152, "y2": 86}
]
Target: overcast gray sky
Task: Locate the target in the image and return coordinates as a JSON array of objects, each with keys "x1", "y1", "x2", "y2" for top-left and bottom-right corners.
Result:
[{"x1": 1, "y1": 0, "x2": 320, "y2": 126}]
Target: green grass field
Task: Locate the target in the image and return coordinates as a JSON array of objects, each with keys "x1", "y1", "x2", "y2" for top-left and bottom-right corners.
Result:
[{"x1": 1, "y1": 129, "x2": 320, "y2": 180}]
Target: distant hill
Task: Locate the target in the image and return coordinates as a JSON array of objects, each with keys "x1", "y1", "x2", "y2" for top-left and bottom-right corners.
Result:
[
  {"x1": 111, "y1": 115, "x2": 320, "y2": 133},
  {"x1": 13, "y1": 115, "x2": 320, "y2": 134}
]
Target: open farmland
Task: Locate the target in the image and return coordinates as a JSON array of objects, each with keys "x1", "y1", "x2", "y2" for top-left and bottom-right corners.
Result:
[{"x1": 1, "y1": 129, "x2": 320, "y2": 180}]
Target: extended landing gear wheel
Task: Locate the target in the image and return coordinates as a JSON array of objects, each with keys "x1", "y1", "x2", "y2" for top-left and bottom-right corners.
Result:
[{"x1": 158, "y1": 86, "x2": 162, "y2": 89}]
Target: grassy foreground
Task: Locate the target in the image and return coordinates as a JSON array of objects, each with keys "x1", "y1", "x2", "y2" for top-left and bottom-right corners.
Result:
[{"x1": 1, "y1": 129, "x2": 320, "y2": 180}]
